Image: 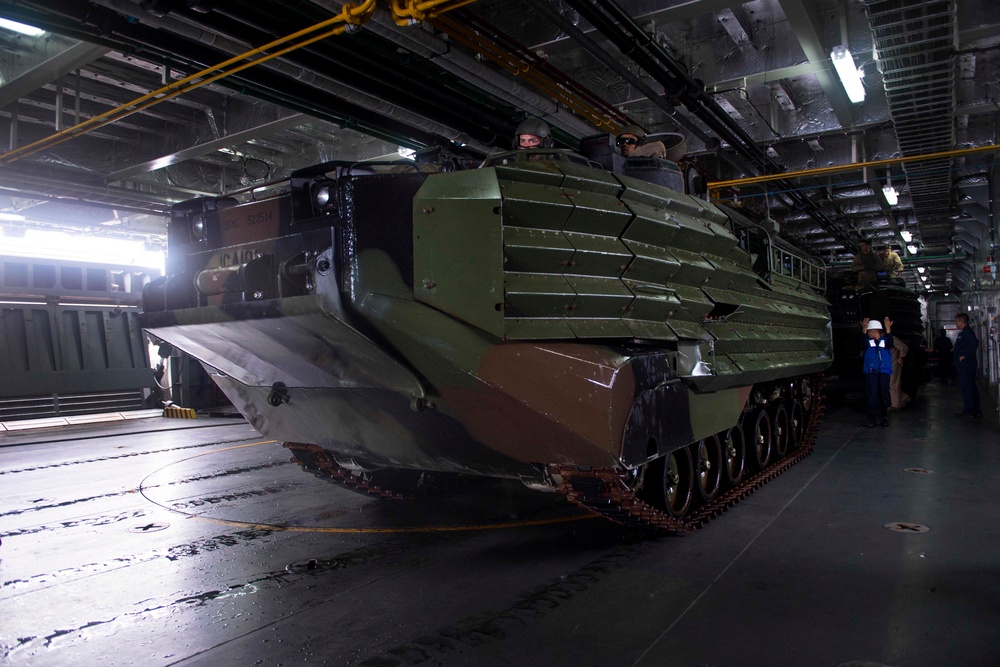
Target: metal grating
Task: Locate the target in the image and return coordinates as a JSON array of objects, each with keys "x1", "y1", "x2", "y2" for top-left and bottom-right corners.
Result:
[{"x1": 865, "y1": 0, "x2": 957, "y2": 253}]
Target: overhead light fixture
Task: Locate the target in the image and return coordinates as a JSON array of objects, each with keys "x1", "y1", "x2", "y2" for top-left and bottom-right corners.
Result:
[
  {"x1": 907, "y1": 244, "x2": 919, "y2": 255},
  {"x1": 0, "y1": 18, "x2": 45, "y2": 36},
  {"x1": 920, "y1": 275, "x2": 928, "y2": 281},
  {"x1": 900, "y1": 229, "x2": 913, "y2": 243},
  {"x1": 882, "y1": 185, "x2": 898, "y2": 206},
  {"x1": 0, "y1": 212, "x2": 26, "y2": 222},
  {"x1": 917, "y1": 266, "x2": 926, "y2": 274},
  {"x1": 831, "y1": 45, "x2": 865, "y2": 103}
]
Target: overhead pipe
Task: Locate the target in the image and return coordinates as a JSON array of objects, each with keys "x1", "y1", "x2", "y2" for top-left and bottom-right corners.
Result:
[
  {"x1": 709, "y1": 143, "x2": 1000, "y2": 191},
  {"x1": 428, "y1": 15, "x2": 618, "y2": 134},
  {"x1": 564, "y1": 0, "x2": 769, "y2": 167},
  {"x1": 560, "y1": 0, "x2": 855, "y2": 252},
  {"x1": 0, "y1": 0, "x2": 380, "y2": 166},
  {"x1": 118, "y1": 0, "x2": 493, "y2": 151},
  {"x1": 175, "y1": 0, "x2": 514, "y2": 141},
  {"x1": 601, "y1": 9, "x2": 774, "y2": 170},
  {"x1": 445, "y1": 11, "x2": 632, "y2": 130},
  {"x1": 824, "y1": 251, "x2": 970, "y2": 269},
  {"x1": 356, "y1": 7, "x2": 595, "y2": 137},
  {"x1": 389, "y1": 0, "x2": 480, "y2": 25},
  {"x1": 4, "y1": 0, "x2": 496, "y2": 163},
  {"x1": 114, "y1": 0, "x2": 505, "y2": 142},
  {"x1": 525, "y1": 0, "x2": 754, "y2": 175}
]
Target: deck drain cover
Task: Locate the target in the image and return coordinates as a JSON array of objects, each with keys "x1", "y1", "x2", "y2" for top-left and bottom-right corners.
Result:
[
  {"x1": 883, "y1": 522, "x2": 930, "y2": 533},
  {"x1": 902, "y1": 467, "x2": 934, "y2": 474},
  {"x1": 128, "y1": 522, "x2": 170, "y2": 533},
  {"x1": 286, "y1": 558, "x2": 320, "y2": 572}
]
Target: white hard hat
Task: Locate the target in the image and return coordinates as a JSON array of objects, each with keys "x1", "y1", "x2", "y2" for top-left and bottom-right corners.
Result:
[{"x1": 867, "y1": 320, "x2": 883, "y2": 331}]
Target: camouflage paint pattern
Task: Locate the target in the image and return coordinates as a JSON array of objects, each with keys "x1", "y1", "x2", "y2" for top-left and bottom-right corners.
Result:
[{"x1": 142, "y1": 155, "x2": 832, "y2": 485}]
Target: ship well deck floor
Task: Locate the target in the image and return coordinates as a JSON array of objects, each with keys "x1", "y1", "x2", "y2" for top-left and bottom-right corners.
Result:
[{"x1": 1, "y1": 379, "x2": 998, "y2": 666}]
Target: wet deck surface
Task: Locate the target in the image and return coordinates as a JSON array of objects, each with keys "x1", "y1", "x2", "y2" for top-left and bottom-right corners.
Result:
[{"x1": 1, "y1": 381, "x2": 998, "y2": 667}]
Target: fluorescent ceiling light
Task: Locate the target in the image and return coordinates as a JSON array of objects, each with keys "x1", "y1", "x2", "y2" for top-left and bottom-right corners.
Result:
[
  {"x1": 0, "y1": 212, "x2": 26, "y2": 221},
  {"x1": 831, "y1": 45, "x2": 865, "y2": 103},
  {"x1": 917, "y1": 266, "x2": 926, "y2": 274},
  {"x1": 0, "y1": 18, "x2": 45, "y2": 36},
  {"x1": 920, "y1": 275, "x2": 928, "y2": 281},
  {"x1": 907, "y1": 244, "x2": 919, "y2": 255},
  {"x1": 900, "y1": 230, "x2": 913, "y2": 242},
  {"x1": 882, "y1": 185, "x2": 898, "y2": 205}
]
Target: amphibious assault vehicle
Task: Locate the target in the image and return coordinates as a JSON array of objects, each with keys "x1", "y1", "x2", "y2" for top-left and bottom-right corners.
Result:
[{"x1": 141, "y1": 147, "x2": 833, "y2": 532}]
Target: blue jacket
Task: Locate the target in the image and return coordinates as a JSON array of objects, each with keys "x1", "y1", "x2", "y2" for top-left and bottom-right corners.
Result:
[{"x1": 863, "y1": 333, "x2": 894, "y2": 375}]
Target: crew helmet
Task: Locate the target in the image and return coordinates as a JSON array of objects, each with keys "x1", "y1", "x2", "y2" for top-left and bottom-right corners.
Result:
[
  {"x1": 513, "y1": 118, "x2": 553, "y2": 149},
  {"x1": 617, "y1": 124, "x2": 648, "y2": 144},
  {"x1": 867, "y1": 320, "x2": 883, "y2": 331}
]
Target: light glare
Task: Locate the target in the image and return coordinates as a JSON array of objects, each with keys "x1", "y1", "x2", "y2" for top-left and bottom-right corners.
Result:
[
  {"x1": 882, "y1": 185, "x2": 898, "y2": 205},
  {"x1": 0, "y1": 18, "x2": 45, "y2": 36},
  {"x1": 1, "y1": 228, "x2": 164, "y2": 273}
]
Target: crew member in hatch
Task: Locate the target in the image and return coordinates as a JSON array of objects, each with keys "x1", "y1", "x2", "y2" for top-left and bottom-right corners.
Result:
[
  {"x1": 513, "y1": 118, "x2": 554, "y2": 150},
  {"x1": 616, "y1": 125, "x2": 667, "y2": 158}
]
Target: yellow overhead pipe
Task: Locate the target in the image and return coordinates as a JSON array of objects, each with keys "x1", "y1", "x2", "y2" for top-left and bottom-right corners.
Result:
[
  {"x1": 430, "y1": 15, "x2": 621, "y2": 133},
  {"x1": 0, "y1": 0, "x2": 376, "y2": 167},
  {"x1": 707, "y1": 142, "x2": 1000, "y2": 199},
  {"x1": 390, "y1": 0, "x2": 480, "y2": 26}
]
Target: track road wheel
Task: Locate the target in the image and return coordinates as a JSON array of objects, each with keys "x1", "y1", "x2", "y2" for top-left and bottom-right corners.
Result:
[
  {"x1": 772, "y1": 403, "x2": 790, "y2": 458},
  {"x1": 694, "y1": 435, "x2": 723, "y2": 503},
  {"x1": 751, "y1": 408, "x2": 773, "y2": 470},
  {"x1": 722, "y1": 424, "x2": 746, "y2": 487},
  {"x1": 789, "y1": 399, "x2": 806, "y2": 449},
  {"x1": 663, "y1": 447, "x2": 694, "y2": 518},
  {"x1": 640, "y1": 447, "x2": 694, "y2": 519}
]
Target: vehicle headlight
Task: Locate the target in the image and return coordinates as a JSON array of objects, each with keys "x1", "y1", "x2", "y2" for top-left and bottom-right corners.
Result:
[{"x1": 192, "y1": 215, "x2": 207, "y2": 241}]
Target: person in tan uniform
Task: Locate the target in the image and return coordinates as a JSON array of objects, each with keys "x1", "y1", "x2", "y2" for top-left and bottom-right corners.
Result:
[
  {"x1": 881, "y1": 243, "x2": 904, "y2": 281},
  {"x1": 888, "y1": 336, "x2": 912, "y2": 410},
  {"x1": 616, "y1": 125, "x2": 668, "y2": 158}
]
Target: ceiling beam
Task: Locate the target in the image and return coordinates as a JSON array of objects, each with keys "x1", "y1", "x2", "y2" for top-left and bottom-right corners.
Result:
[
  {"x1": 105, "y1": 113, "x2": 307, "y2": 183},
  {"x1": 777, "y1": 0, "x2": 856, "y2": 129},
  {"x1": 705, "y1": 51, "x2": 876, "y2": 96},
  {"x1": 0, "y1": 42, "x2": 109, "y2": 109}
]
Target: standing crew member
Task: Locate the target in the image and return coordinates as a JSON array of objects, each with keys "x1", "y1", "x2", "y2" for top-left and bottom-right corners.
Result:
[
  {"x1": 861, "y1": 317, "x2": 894, "y2": 427},
  {"x1": 851, "y1": 240, "x2": 883, "y2": 287},
  {"x1": 953, "y1": 313, "x2": 981, "y2": 417},
  {"x1": 933, "y1": 327, "x2": 953, "y2": 384},
  {"x1": 888, "y1": 336, "x2": 911, "y2": 411},
  {"x1": 880, "y1": 243, "x2": 904, "y2": 281}
]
